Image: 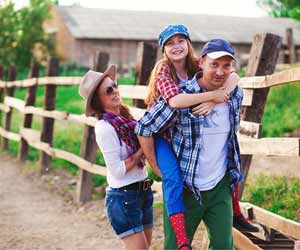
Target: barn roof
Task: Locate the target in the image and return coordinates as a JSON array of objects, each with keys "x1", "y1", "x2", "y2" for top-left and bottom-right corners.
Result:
[{"x1": 55, "y1": 6, "x2": 300, "y2": 45}]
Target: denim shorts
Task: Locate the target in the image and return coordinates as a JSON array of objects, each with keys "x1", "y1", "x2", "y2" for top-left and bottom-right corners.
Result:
[{"x1": 105, "y1": 186, "x2": 154, "y2": 238}]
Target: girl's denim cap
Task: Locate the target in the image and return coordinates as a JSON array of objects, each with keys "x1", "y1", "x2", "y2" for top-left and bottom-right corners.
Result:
[
  {"x1": 158, "y1": 24, "x2": 190, "y2": 48},
  {"x1": 201, "y1": 38, "x2": 236, "y2": 60}
]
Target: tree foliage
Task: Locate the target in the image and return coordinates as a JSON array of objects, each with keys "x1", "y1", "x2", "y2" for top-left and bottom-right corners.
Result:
[
  {"x1": 257, "y1": 0, "x2": 300, "y2": 20},
  {"x1": 0, "y1": 0, "x2": 52, "y2": 69}
]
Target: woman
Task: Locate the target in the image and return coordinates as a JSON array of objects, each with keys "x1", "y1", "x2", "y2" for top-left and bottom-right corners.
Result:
[{"x1": 79, "y1": 65, "x2": 153, "y2": 250}]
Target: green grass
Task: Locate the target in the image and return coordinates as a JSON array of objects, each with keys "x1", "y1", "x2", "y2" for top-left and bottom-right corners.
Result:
[
  {"x1": 262, "y1": 83, "x2": 300, "y2": 137},
  {"x1": 242, "y1": 175, "x2": 300, "y2": 221},
  {"x1": 0, "y1": 63, "x2": 135, "y2": 187},
  {"x1": 1, "y1": 63, "x2": 300, "y2": 205}
]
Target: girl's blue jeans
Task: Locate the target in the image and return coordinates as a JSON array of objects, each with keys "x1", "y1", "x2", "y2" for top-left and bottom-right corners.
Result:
[{"x1": 154, "y1": 135, "x2": 185, "y2": 216}]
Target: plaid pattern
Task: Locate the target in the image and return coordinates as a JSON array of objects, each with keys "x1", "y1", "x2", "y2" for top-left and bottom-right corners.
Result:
[
  {"x1": 135, "y1": 76, "x2": 243, "y2": 201},
  {"x1": 156, "y1": 63, "x2": 180, "y2": 102}
]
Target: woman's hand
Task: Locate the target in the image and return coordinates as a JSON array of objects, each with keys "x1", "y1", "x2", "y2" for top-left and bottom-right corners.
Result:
[
  {"x1": 192, "y1": 101, "x2": 215, "y2": 116},
  {"x1": 125, "y1": 148, "x2": 145, "y2": 173}
]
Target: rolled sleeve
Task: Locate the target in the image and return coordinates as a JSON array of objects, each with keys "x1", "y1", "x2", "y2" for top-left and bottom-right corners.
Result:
[
  {"x1": 156, "y1": 63, "x2": 180, "y2": 102},
  {"x1": 135, "y1": 97, "x2": 177, "y2": 136}
]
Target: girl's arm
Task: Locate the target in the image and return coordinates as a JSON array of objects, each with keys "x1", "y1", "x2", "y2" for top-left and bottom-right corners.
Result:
[
  {"x1": 191, "y1": 72, "x2": 240, "y2": 115},
  {"x1": 223, "y1": 71, "x2": 240, "y2": 93},
  {"x1": 157, "y1": 63, "x2": 228, "y2": 109}
]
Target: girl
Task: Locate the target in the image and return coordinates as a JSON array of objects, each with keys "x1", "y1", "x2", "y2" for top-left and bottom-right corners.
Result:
[{"x1": 79, "y1": 65, "x2": 153, "y2": 250}]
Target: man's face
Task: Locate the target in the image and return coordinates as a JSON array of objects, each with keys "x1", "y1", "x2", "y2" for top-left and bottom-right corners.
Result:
[{"x1": 199, "y1": 55, "x2": 233, "y2": 90}]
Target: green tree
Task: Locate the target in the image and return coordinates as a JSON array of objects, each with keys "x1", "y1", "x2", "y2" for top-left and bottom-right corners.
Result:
[
  {"x1": 257, "y1": 0, "x2": 300, "y2": 20},
  {"x1": 0, "y1": 0, "x2": 52, "y2": 69}
]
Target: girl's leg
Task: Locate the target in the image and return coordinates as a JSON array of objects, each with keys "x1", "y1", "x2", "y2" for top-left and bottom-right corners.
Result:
[
  {"x1": 155, "y1": 135, "x2": 190, "y2": 249},
  {"x1": 122, "y1": 231, "x2": 149, "y2": 250}
]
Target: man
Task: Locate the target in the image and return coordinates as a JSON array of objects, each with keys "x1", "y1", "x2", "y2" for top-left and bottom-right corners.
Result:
[{"x1": 135, "y1": 39, "x2": 247, "y2": 249}]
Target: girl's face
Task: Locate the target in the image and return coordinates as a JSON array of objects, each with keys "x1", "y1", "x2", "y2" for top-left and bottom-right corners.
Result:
[
  {"x1": 164, "y1": 34, "x2": 189, "y2": 63},
  {"x1": 97, "y1": 76, "x2": 121, "y2": 112}
]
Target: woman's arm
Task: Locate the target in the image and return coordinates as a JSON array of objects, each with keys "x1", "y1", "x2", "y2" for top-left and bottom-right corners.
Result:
[
  {"x1": 95, "y1": 121, "x2": 141, "y2": 178},
  {"x1": 124, "y1": 148, "x2": 144, "y2": 173}
]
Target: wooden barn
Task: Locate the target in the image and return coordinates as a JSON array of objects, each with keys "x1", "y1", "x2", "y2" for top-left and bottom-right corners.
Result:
[{"x1": 45, "y1": 5, "x2": 300, "y2": 71}]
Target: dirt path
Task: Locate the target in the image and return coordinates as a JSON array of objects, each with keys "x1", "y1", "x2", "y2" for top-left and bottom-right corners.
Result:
[
  {"x1": 1, "y1": 153, "x2": 298, "y2": 250},
  {"x1": 0, "y1": 154, "x2": 124, "y2": 250}
]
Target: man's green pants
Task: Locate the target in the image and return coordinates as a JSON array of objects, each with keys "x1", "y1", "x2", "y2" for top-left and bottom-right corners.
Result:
[{"x1": 163, "y1": 174, "x2": 233, "y2": 250}]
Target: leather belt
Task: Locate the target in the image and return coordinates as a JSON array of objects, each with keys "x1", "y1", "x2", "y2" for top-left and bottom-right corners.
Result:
[{"x1": 120, "y1": 178, "x2": 153, "y2": 191}]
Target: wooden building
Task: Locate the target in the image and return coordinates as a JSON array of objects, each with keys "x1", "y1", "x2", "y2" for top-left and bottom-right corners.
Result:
[{"x1": 45, "y1": 5, "x2": 300, "y2": 71}]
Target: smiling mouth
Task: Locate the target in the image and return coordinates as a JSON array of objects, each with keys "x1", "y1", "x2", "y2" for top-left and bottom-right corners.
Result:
[{"x1": 172, "y1": 50, "x2": 183, "y2": 55}]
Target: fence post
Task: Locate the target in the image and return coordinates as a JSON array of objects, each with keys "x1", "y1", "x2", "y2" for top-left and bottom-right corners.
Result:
[
  {"x1": 239, "y1": 33, "x2": 282, "y2": 197},
  {"x1": 39, "y1": 57, "x2": 59, "y2": 175},
  {"x1": 0, "y1": 65, "x2": 4, "y2": 127},
  {"x1": 2, "y1": 66, "x2": 17, "y2": 150},
  {"x1": 76, "y1": 52, "x2": 109, "y2": 204},
  {"x1": 18, "y1": 62, "x2": 39, "y2": 161},
  {"x1": 286, "y1": 28, "x2": 296, "y2": 64},
  {"x1": 134, "y1": 42, "x2": 157, "y2": 108}
]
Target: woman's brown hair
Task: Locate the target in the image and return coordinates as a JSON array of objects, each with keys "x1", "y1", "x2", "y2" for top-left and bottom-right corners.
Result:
[
  {"x1": 91, "y1": 81, "x2": 134, "y2": 120},
  {"x1": 145, "y1": 39, "x2": 198, "y2": 105}
]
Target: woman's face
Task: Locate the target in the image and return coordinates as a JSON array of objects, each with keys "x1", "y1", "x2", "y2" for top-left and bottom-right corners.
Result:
[
  {"x1": 96, "y1": 76, "x2": 121, "y2": 111},
  {"x1": 164, "y1": 34, "x2": 189, "y2": 63}
]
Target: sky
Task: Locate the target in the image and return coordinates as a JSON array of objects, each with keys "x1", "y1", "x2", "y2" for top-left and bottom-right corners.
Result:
[{"x1": 17, "y1": 0, "x2": 268, "y2": 17}]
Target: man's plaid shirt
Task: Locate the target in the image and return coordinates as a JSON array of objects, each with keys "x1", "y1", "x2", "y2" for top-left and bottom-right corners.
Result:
[{"x1": 135, "y1": 75, "x2": 244, "y2": 202}]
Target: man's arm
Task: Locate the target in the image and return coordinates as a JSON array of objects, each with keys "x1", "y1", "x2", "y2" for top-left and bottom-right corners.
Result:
[{"x1": 137, "y1": 136, "x2": 162, "y2": 178}]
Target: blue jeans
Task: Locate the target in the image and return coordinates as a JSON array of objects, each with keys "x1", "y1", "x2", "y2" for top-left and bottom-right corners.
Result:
[
  {"x1": 155, "y1": 135, "x2": 185, "y2": 216},
  {"x1": 105, "y1": 186, "x2": 153, "y2": 238}
]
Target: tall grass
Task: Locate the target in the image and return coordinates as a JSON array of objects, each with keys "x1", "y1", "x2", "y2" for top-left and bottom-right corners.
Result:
[
  {"x1": 262, "y1": 83, "x2": 300, "y2": 137},
  {"x1": 242, "y1": 175, "x2": 300, "y2": 221}
]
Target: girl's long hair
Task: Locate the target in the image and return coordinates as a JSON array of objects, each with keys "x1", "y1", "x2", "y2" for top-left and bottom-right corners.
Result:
[
  {"x1": 91, "y1": 83, "x2": 134, "y2": 120},
  {"x1": 145, "y1": 39, "x2": 198, "y2": 105}
]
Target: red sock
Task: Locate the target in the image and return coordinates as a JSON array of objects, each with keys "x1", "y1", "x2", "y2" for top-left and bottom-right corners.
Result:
[
  {"x1": 169, "y1": 213, "x2": 189, "y2": 249},
  {"x1": 232, "y1": 184, "x2": 242, "y2": 217}
]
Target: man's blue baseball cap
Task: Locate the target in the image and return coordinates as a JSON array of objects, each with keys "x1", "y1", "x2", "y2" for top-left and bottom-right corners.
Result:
[
  {"x1": 158, "y1": 24, "x2": 190, "y2": 48},
  {"x1": 201, "y1": 39, "x2": 235, "y2": 60}
]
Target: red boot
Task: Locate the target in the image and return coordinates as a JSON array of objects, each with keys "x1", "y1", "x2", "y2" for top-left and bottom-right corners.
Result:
[
  {"x1": 169, "y1": 213, "x2": 191, "y2": 250},
  {"x1": 232, "y1": 185, "x2": 259, "y2": 232}
]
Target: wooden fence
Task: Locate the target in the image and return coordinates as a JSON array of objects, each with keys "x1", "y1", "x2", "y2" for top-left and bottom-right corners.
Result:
[{"x1": 0, "y1": 33, "x2": 300, "y2": 249}]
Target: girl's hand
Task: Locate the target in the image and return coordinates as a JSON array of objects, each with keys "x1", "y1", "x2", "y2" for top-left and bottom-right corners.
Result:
[
  {"x1": 211, "y1": 87, "x2": 229, "y2": 103},
  {"x1": 224, "y1": 72, "x2": 240, "y2": 93},
  {"x1": 192, "y1": 101, "x2": 215, "y2": 116}
]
